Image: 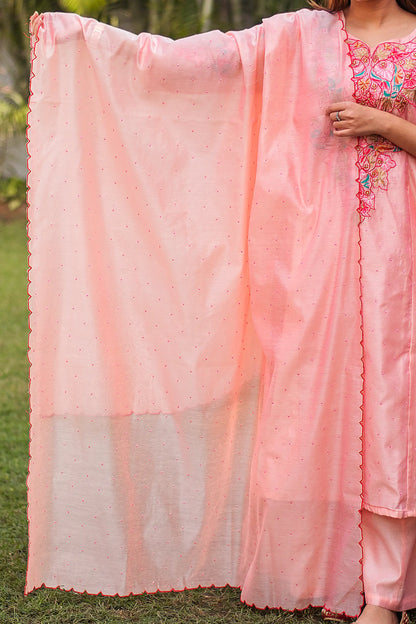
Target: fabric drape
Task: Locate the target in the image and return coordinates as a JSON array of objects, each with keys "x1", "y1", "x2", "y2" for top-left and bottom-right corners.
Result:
[{"x1": 26, "y1": 9, "x2": 416, "y2": 616}]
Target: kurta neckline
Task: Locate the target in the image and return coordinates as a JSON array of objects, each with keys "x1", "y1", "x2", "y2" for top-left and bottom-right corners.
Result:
[{"x1": 339, "y1": 10, "x2": 416, "y2": 53}]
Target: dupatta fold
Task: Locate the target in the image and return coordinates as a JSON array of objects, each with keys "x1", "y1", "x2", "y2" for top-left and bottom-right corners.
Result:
[{"x1": 27, "y1": 10, "x2": 364, "y2": 615}]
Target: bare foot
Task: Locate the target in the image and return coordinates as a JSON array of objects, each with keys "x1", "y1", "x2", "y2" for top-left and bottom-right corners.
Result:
[{"x1": 356, "y1": 605, "x2": 398, "y2": 624}]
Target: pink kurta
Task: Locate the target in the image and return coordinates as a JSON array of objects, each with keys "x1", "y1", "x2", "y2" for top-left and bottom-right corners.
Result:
[{"x1": 26, "y1": 9, "x2": 416, "y2": 616}]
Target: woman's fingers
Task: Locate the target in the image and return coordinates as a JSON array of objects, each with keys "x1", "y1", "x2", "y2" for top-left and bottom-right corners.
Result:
[
  {"x1": 327, "y1": 102, "x2": 375, "y2": 136},
  {"x1": 326, "y1": 104, "x2": 349, "y2": 126},
  {"x1": 331, "y1": 111, "x2": 343, "y2": 123},
  {"x1": 30, "y1": 12, "x2": 43, "y2": 36}
]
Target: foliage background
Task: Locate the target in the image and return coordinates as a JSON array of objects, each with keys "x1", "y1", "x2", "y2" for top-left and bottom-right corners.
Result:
[
  {"x1": 2, "y1": 0, "x2": 309, "y2": 101},
  {"x1": 0, "y1": 1, "x2": 416, "y2": 623},
  {"x1": 0, "y1": 0, "x2": 308, "y2": 206}
]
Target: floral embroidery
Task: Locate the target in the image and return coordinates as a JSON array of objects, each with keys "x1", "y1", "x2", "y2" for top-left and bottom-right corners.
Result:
[
  {"x1": 345, "y1": 37, "x2": 416, "y2": 216},
  {"x1": 355, "y1": 137, "x2": 400, "y2": 216}
]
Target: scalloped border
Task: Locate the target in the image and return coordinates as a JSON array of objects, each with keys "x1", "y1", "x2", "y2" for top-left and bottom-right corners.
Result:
[
  {"x1": 22, "y1": 11, "x2": 364, "y2": 617},
  {"x1": 336, "y1": 11, "x2": 369, "y2": 220},
  {"x1": 337, "y1": 8, "x2": 365, "y2": 614},
  {"x1": 25, "y1": 11, "x2": 43, "y2": 597}
]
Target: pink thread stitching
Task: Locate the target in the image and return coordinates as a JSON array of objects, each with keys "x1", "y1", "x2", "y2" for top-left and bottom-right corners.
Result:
[{"x1": 345, "y1": 37, "x2": 416, "y2": 216}]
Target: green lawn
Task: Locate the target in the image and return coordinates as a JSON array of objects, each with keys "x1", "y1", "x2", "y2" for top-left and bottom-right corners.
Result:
[{"x1": 0, "y1": 220, "x2": 414, "y2": 624}]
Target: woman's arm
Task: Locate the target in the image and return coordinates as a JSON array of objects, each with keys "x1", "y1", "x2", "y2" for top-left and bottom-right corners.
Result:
[{"x1": 327, "y1": 101, "x2": 416, "y2": 157}]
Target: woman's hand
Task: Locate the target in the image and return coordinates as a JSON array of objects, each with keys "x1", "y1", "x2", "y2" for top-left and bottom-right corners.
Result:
[
  {"x1": 326, "y1": 101, "x2": 388, "y2": 137},
  {"x1": 327, "y1": 100, "x2": 416, "y2": 157},
  {"x1": 30, "y1": 12, "x2": 43, "y2": 36}
]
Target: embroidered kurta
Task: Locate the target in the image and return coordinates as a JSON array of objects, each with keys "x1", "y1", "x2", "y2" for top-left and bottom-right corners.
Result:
[{"x1": 26, "y1": 9, "x2": 416, "y2": 616}]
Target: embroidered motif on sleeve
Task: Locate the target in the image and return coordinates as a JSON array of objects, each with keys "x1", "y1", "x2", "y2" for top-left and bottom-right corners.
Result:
[{"x1": 346, "y1": 38, "x2": 416, "y2": 216}]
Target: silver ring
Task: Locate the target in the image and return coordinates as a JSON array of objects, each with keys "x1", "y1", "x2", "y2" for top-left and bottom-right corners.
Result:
[{"x1": 335, "y1": 111, "x2": 341, "y2": 122}]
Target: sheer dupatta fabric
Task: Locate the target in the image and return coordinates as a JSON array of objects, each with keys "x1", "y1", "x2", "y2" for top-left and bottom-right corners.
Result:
[
  {"x1": 27, "y1": 9, "x2": 364, "y2": 615},
  {"x1": 27, "y1": 10, "x2": 264, "y2": 596},
  {"x1": 243, "y1": 12, "x2": 363, "y2": 611}
]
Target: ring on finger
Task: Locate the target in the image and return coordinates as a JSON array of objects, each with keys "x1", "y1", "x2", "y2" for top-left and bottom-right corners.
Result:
[{"x1": 335, "y1": 111, "x2": 341, "y2": 122}]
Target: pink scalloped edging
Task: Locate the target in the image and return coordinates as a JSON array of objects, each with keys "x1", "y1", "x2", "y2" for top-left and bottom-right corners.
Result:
[
  {"x1": 337, "y1": 11, "x2": 367, "y2": 221},
  {"x1": 25, "y1": 11, "x2": 43, "y2": 597},
  {"x1": 25, "y1": 579, "x2": 360, "y2": 618},
  {"x1": 337, "y1": 9, "x2": 366, "y2": 613}
]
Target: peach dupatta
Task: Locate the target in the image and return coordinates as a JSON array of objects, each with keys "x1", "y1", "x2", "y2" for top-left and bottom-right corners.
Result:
[{"x1": 27, "y1": 10, "x2": 363, "y2": 615}]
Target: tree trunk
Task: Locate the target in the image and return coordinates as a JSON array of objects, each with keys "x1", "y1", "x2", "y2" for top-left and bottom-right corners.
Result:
[
  {"x1": 200, "y1": 0, "x2": 214, "y2": 32},
  {"x1": 148, "y1": 0, "x2": 160, "y2": 33},
  {"x1": 230, "y1": 0, "x2": 243, "y2": 30},
  {"x1": 257, "y1": 0, "x2": 267, "y2": 19},
  {"x1": 159, "y1": 0, "x2": 175, "y2": 34}
]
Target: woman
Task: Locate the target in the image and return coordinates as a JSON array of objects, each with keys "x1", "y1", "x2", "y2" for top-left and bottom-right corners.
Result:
[
  {"x1": 325, "y1": 2, "x2": 416, "y2": 623},
  {"x1": 27, "y1": 1, "x2": 416, "y2": 622}
]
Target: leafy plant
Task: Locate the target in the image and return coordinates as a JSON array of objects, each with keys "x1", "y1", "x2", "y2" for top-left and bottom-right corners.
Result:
[
  {"x1": 0, "y1": 176, "x2": 26, "y2": 211},
  {"x1": 0, "y1": 88, "x2": 28, "y2": 140},
  {"x1": 58, "y1": 0, "x2": 116, "y2": 19}
]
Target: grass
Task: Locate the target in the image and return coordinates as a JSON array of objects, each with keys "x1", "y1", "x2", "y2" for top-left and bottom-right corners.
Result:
[{"x1": 0, "y1": 220, "x2": 415, "y2": 624}]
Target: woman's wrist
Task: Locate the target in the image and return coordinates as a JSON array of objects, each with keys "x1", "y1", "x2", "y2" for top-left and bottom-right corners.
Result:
[
  {"x1": 376, "y1": 109, "x2": 397, "y2": 141},
  {"x1": 375, "y1": 110, "x2": 416, "y2": 157}
]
